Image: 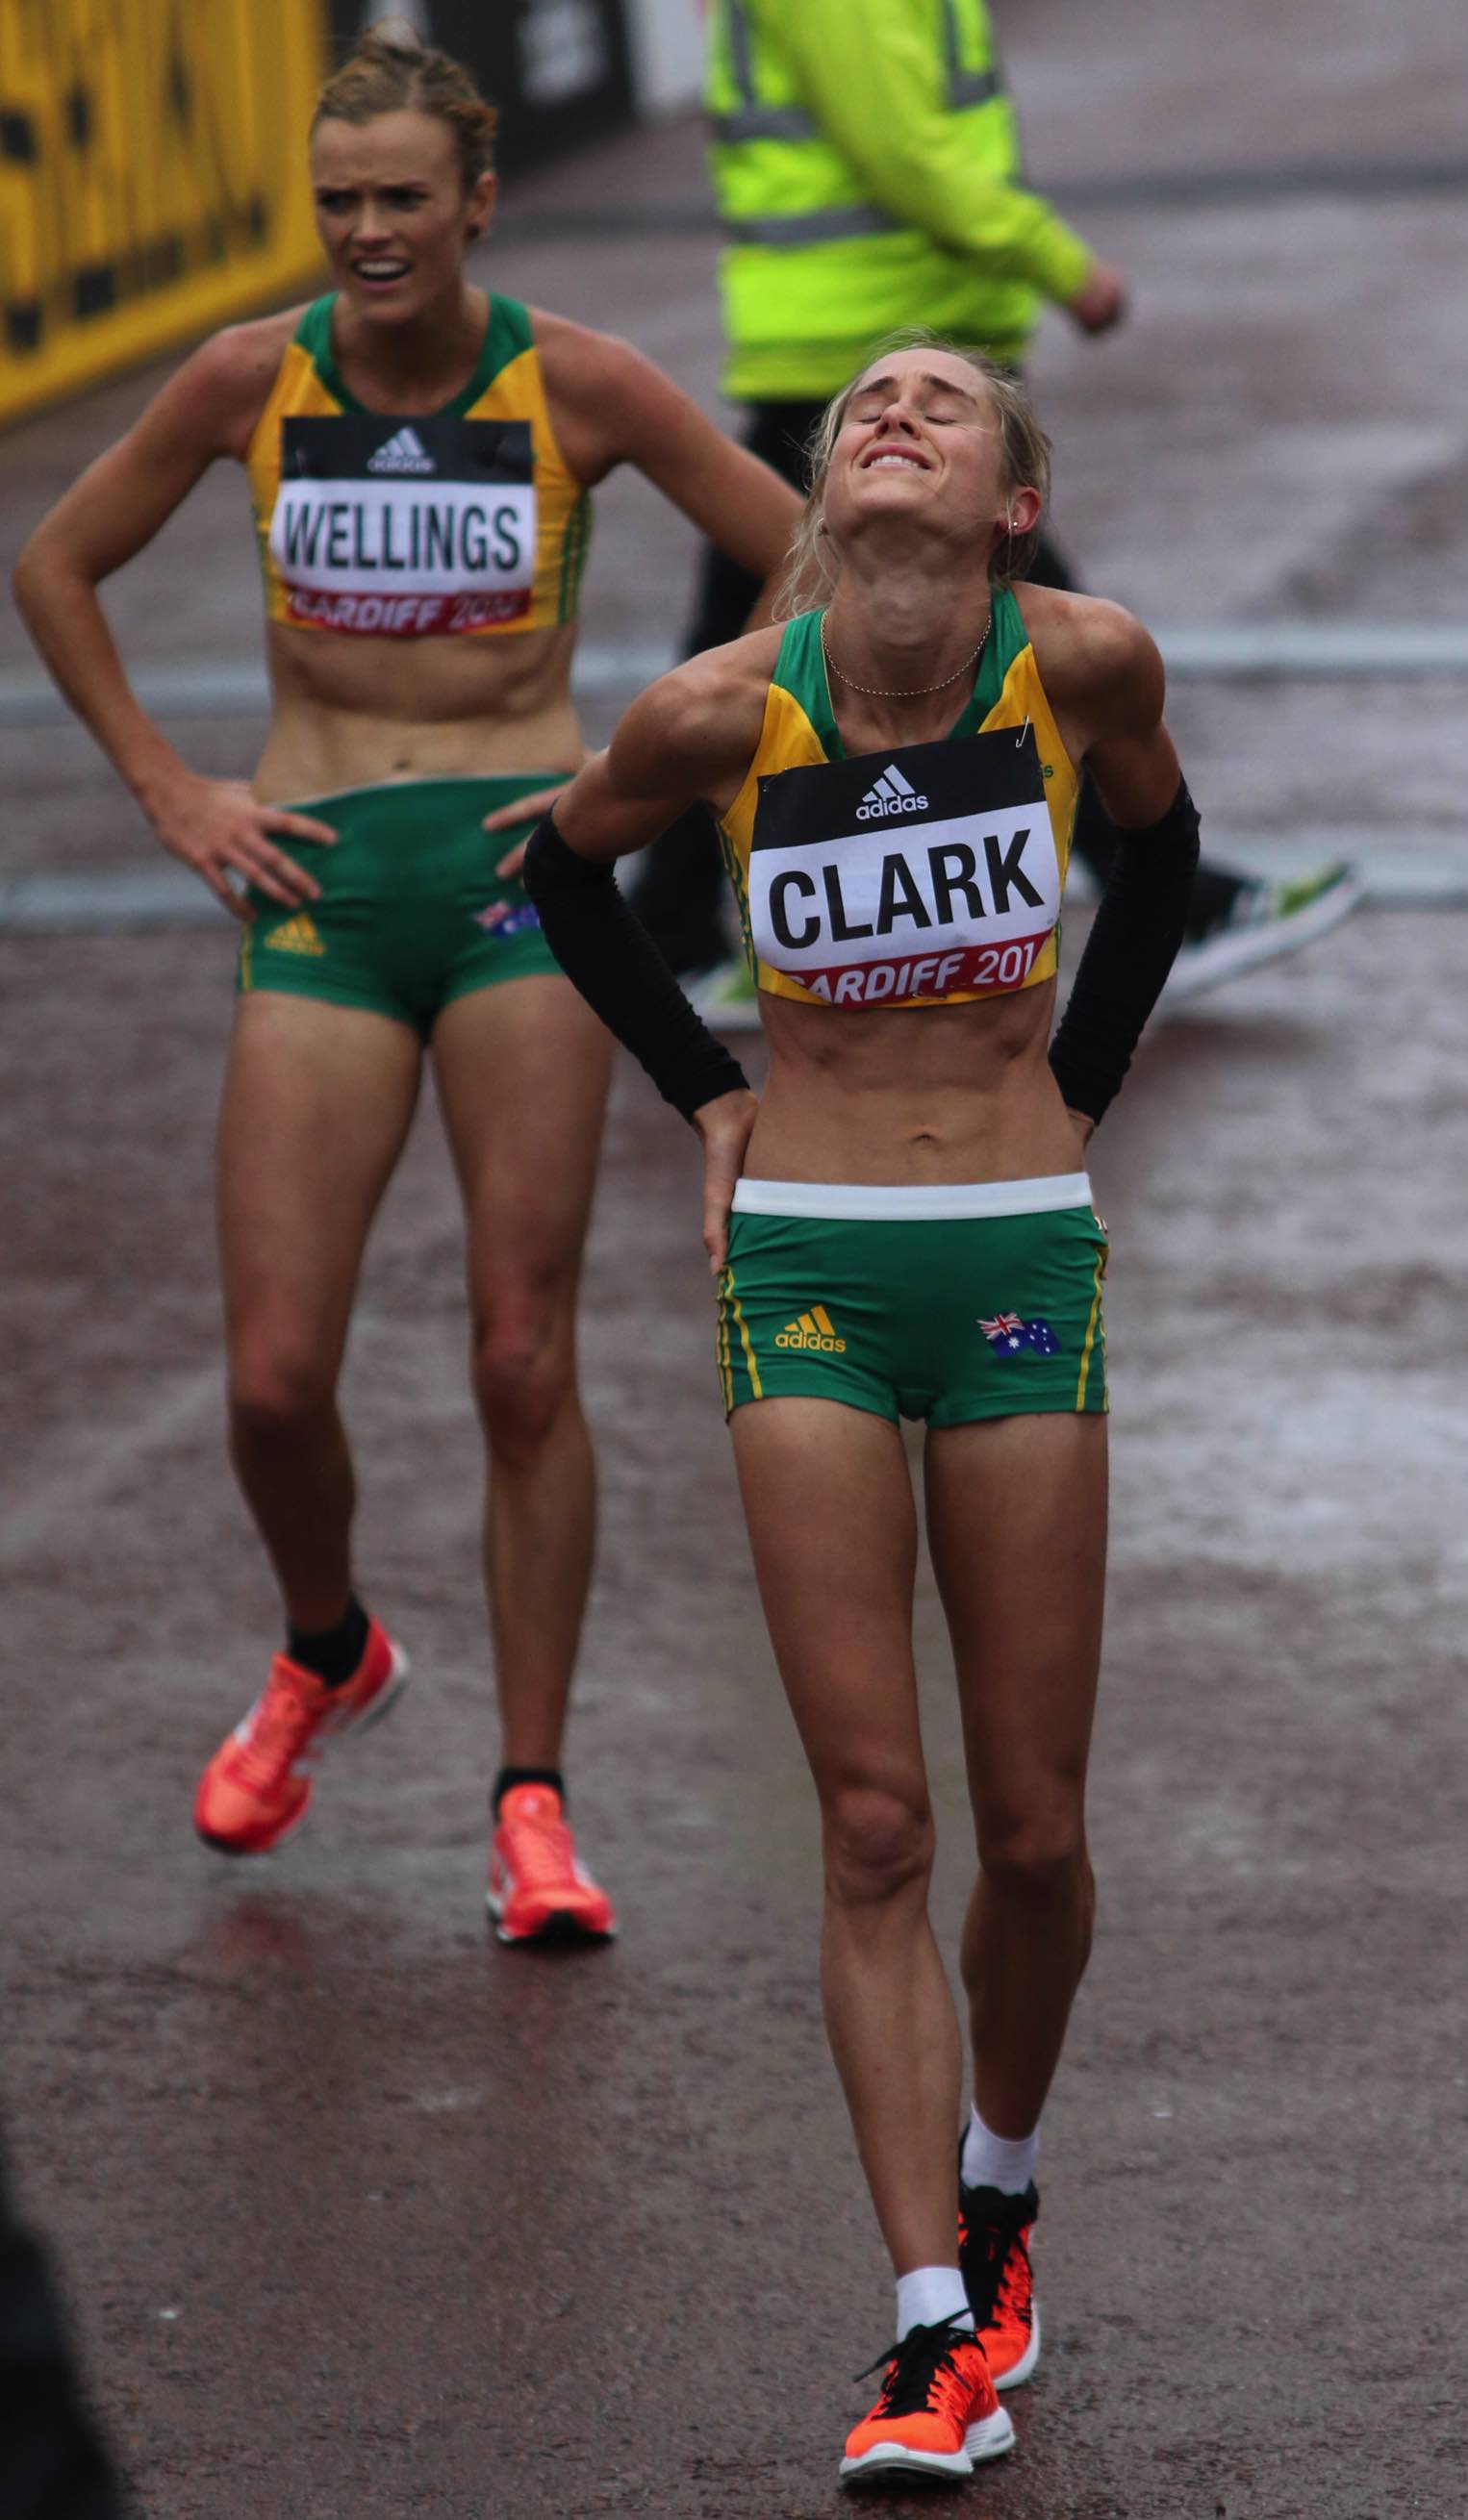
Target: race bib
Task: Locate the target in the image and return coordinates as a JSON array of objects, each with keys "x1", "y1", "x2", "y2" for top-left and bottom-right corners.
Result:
[
  {"x1": 270, "y1": 415, "x2": 538, "y2": 636},
  {"x1": 748, "y1": 725, "x2": 1059, "y2": 1006}
]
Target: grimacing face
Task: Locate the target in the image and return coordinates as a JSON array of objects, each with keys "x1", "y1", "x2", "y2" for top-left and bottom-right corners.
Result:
[
  {"x1": 822, "y1": 349, "x2": 1029, "y2": 556},
  {"x1": 310, "y1": 108, "x2": 494, "y2": 326}
]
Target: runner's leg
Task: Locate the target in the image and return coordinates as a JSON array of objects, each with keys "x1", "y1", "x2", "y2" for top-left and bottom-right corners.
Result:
[
  {"x1": 219, "y1": 994, "x2": 422, "y2": 1630},
  {"x1": 431, "y1": 976, "x2": 612, "y2": 1769},
  {"x1": 730, "y1": 1396, "x2": 960, "y2": 2275},
  {"x1": 924, "y1": 1411, "x2": 1107, "y2": 2134}
]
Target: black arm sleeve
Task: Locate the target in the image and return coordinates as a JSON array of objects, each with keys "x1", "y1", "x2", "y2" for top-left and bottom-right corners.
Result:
[
  {"x1": 522, "y1": 814, "x2": 750, "y2": 1121},
  {"x1": 1048, "y1": 777, "x2": 1201, "y2": 1125}
]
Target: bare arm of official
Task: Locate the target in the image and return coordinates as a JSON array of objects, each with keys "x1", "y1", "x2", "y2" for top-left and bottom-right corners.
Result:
[{"x1": 11, "y1": 318, "x2": 336, "y2": 916}]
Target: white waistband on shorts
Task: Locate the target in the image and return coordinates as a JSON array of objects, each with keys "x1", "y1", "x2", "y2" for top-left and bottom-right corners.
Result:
[{"x1": 730, "y1": 1173, "x2": 1093, "y2": 1222}]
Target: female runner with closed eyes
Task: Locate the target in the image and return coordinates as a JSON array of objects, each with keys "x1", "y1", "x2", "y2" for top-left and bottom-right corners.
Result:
[
  {"x1": 13, "y1": 27, "x2": 800, "y2": 1939},
  {"x1": 520, "y1": 338, "x2": 1200, "y2": 2478}
]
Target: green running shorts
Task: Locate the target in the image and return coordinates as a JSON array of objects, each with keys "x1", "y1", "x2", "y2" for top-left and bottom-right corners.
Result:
[
  {"x1": 717, "y1": 1173, "x2": 1108, "y2": 1426},
  {"x1": 237, "y1": 774, "x2": 562, "y2": 1037}
]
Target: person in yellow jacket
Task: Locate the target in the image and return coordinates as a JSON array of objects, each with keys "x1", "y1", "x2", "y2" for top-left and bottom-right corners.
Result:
[
  {"x1": 707, "y1": 0, "x2": 1123, "y2": 398},
  {"x1": 634, "y1": 0, "x2": 1356, "y2": 1007}
]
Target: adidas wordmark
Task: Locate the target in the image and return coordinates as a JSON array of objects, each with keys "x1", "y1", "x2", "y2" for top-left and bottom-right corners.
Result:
[
  {"x1": 855, "y1": 763, "x2": 928, "y2": 821},
  {"x1": 774, "y1": 1306, "x2": 847, "y2": 1353}
]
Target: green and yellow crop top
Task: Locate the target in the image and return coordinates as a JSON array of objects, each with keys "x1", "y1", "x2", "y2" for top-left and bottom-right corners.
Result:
[
  {"x1": 718, "y1": 589, "x2": 1078, "y2": 1009},
  {"x1": 244, "y1": 293, "x2": 591, "y2": 639}
]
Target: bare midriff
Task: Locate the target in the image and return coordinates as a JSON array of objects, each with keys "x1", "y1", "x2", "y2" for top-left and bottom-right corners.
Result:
[
  {"x1": 252, "y1": 617, "x2": 583, "y2": 799},
  {"x1": 747, "y1": 981, "x2": 1081, "y2": 1187}
]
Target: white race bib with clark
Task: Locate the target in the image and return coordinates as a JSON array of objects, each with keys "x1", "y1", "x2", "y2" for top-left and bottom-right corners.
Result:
[
  {"x1": 748, "y1": 727, "x2": 1060, "y2": 1005},
  {"x1": 270, "y1": 415, "x2": 538, "y2": 635}
]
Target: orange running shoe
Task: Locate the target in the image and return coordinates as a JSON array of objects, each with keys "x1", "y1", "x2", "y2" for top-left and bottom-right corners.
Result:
[
  {"x1": 840, "y1": 2317, "x2": 1014, "y2": 2484},
  {"x1": 488, "y1": 1783, "x2": 617, "y2": 1945},
  {"x1": 193, "y1": 1619, "x2": 408, "y2": 1854},
  {"x1": 958, "y1": 2178, "x2": 1041, "y2": 2390}
]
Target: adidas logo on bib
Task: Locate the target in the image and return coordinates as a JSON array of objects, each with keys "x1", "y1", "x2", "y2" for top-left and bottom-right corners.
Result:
[
  {"x1": 367, "y1": 426, "x2": 436, "y2": 476},
  {"x1": 855, "y1": 763, "x2": 928, "y2": 820}
]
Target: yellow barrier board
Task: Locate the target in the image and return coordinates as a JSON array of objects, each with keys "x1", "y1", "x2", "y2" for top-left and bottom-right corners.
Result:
[{"x1": 0, "y1": 0, "x2": 328, "y2": 426}]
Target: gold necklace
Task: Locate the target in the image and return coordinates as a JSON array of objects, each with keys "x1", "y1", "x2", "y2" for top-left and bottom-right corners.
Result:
[{"x1": 820, "y1": 608, "x2": 991, "y2": 700}]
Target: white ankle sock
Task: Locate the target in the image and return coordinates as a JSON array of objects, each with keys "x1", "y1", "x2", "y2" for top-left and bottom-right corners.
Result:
[
  {"x1": 961, "y1": 2104, "x2": 1039, "y2": 2196},
  {"x1": 895, "y1": 2265, "x2": 973, "y2": 2341}
]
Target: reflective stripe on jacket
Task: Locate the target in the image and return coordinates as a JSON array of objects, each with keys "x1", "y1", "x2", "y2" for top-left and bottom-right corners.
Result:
[{"x1": 706, "y1": 0, "x2": 1093, "y2": 400}]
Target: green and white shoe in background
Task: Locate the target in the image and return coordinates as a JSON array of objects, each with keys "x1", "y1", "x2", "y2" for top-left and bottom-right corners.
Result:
[
  {"x1": 1163, "y1": 865, "x2": 1361, "y2": 1004},
  {"x1": 686, "y1": 956, "x2": 762, "y2": 1030}
]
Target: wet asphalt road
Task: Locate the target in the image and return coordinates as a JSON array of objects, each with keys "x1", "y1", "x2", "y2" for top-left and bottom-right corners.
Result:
[{"x1": 3, "y1": 5, "x2": 1467, "y2": 2513}]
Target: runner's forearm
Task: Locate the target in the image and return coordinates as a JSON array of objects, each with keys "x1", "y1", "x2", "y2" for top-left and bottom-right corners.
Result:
[
  {"x1": 1048, "y1": 779, "x2": 1201, "y2": 1123},
  {"x1": 523, "y1": 813, "x2": 749, "y2": 1119}
]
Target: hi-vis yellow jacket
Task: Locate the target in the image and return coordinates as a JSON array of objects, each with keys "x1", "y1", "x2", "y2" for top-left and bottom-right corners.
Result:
[{"x1": 706, "y1": 0, "x2": 1094, "y2": 400}]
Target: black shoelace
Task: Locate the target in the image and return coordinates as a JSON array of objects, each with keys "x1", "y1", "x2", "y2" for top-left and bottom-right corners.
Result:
[{"x1": 854, "y1": 2316, "x2": 975, "y2": 2413}]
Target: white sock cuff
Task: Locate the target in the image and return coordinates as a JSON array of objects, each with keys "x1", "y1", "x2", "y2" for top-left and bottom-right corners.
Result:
[
  {"x1": 895, "y1": 2264, "x2": 973, "y2": 2340},
  {"x1": 961, "y1": 2104, "x2": 1039, "y2": 2196}
]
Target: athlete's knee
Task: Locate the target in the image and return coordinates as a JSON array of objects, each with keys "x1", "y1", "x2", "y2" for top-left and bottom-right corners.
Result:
[
  {"x1": 823, "y1": 1782, "x2": 934, "y2": 1909},
  {"x1": 228, "y1": 1340, "x2": 337, "y2": 1442},
  {"x1": 472, "y1": 1313, "x2": 575, "y2": 1461},
  {"x1": 977, "y1": 1805, "x2": 1092, "y2": 1911}
]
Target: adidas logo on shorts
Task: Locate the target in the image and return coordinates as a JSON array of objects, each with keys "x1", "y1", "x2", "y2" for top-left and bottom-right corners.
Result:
[
  {"x1": 367, "y1": 426, "x2": 435, "y2": 476},
  {"x1": 774, "y1": 1305, "x2": 847, "y2": 1353},
  {"x1": 855, "y1": 762, "x2": 929, "y2": 820},
  {"x1": 262, "y1": 912, "x2": 326, "y2": 956}
]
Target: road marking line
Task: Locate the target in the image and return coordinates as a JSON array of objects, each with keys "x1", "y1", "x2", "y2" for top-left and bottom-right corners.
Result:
[
  {"x1": 7, "y1": 622, "x2": 1468, "y2": 730},
  {"x1": 0, "y1": 1366, "x2": 222, "y2": 1572},
  {"x1": 0, "y1": 1312, "x2": 423, "y2": 1573}
]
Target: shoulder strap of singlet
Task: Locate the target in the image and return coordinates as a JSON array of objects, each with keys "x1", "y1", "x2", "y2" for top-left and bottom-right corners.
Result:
[
  {"x1": 772, "y1": 609, "x2": 843, "y2": 756},
  {"x1": 482, "y1": 293, "x2": 534, "y2": 380},
  {"x1": 950, "y1": 583, "x2": 1028, "y2": 735},
  {"x1": 292, "y1": 292, "x2": 336, "y2": 367},
  {"x1": 772, "y1": 592, "x2": 1029, "y2": 759},
  {"x1": 285, "y1": 291, "x2": 531, "y2": 419}
]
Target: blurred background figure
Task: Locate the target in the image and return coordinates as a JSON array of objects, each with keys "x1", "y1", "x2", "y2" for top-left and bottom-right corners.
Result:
[
  {"x1": 1, "y1": 2140, "x2": 127, "y2": 2519},
  {"x1": 632, "y1": 0, "x2": 1357, "y2": 1017}
]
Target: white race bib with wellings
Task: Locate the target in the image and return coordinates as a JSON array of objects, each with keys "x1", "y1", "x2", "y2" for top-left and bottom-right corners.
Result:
[
  {"x1": 269, "y1": 414, "x2": 538, "y2": 636},
  {"x1": 747, "y1": 727, "x2": 1061, "y2": 1006}
]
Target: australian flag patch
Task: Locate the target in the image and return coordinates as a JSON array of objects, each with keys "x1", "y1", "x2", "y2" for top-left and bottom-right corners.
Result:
[
  {"x1": 474, "y1": 900, "x2": 543, "y2": 938},
  {"x1": 979, "y1": 1313, "x2": 1060, "y2": 1358}
]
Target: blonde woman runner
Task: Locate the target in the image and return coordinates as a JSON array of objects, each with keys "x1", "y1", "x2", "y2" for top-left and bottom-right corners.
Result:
[
  {"x1": 13, "y1": 29, "x2": 800, "y2": 1941},
  {"x1": 520, "y1": 340, "x2": 1200, "y2": 2474}
]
